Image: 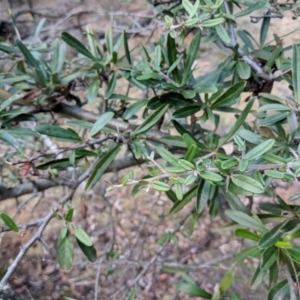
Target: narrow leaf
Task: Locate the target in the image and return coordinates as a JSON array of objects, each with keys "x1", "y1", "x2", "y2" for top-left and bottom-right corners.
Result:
[
  {"x1": 76, "y1": 239, "x2": 97, "y2": 262},
  {"x1": 85, "y1": 144, "x2": 121, "y2": 191},
  {"x1": 61, "y1": 32, "x2": 95, "y2": 60},
  {"x1": 89, "y1": 112, "x2": 114, "y2": 137},
  {"x1": 225, "y1": 210, "x2": 266, "y2": 233},
  {"x1": 152, "y1": 181, "x2": 170, "y2": 192},
  {"x1": 244, "y1": 139, "x2": 275, "y2": 161},
  {"x1": 87, "y1": 78, "x2": 99, "y2": 103},
  {"x1": 219, "y1": 97, "x2": 254, "y2": 145},
  {"x1": 134, "y1": 104, "x2": 169, "y2": 135},
  {"x1": 1, "y1": 213, "x2": 19, "y2": 232},
  {"x1": 16, "y1": 39, "x2": 40, "y2": 69},
  {"x1": 258, "y1": 219, "x2": 298, "y2": 249},
  {"x1": 57, "y1": 232, "x2": 74, "y2": 270},
  {"x1": 104, "y1": 71, "x2": 117, "y2": 100},
  {"x1": 292, "y1": 44, "x2": 300, "y2": 104},
  {"x1": 211, "y1": 81, "x2": 245, "y2": 109},
  {"x1": 231, "y1": 174, "x2": 264, "y2": 194},
  {"x1": 35, "y1": 125, "x2": 81, "y2": 142},
  {"x1": 157, "y1": 146, "x2": 179, "y2": 166},
  {"x1": 74, "y1": 227, "x2": 93, "y2": 247}
]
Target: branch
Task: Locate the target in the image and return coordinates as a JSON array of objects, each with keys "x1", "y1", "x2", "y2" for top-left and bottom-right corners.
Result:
[
  {"x1": 223, "y1": 0, "x2": 276, "y2": 82},
  {"x1": 0, "y1": 156, "x2": 100, "y2": 289},
  {"x1": 0, "y1": 155, "x2": 147, "y2": 201},
  {"x1": 57, "y1": 103, "x2": 164, "y2": 142}
]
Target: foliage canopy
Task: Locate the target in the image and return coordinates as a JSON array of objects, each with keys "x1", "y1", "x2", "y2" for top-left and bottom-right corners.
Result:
[{"x1": 1, "y1": 0, "x2": 300, "y2": 298}]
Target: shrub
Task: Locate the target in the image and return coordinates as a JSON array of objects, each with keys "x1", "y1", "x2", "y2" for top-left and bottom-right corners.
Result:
[{"x1": 1, "y1": 0, "x2": 300, "y2": 298}]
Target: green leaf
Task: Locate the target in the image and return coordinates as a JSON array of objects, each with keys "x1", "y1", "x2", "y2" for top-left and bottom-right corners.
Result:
[
  {"x1": 258, "y1": 219, "x2": 298, "y2": 249},
  {"x1": 237, "y1": 30, "x2": 255, "y2": 51},
  {"x1": 182, "y1": 0, "x2": 194, "y2": 17},
  {"x1": 231, "y1": 174, "x2": 264, "y2": 194},
  {"x1": 52, "y1": 38, "x2": 66, "y2": 73},
  {"x1": 89, "y1": 112, "x2": 114, "y2": 137},
  {"x1": 170, "y1": 185, "x2": 197, "y2": 214},
  {"x1": 235, "y1": 229, "x2": 260, "y2": 242},
  {"x1": 74, "y1": 227, "x2": 93, "y2": 247},
  {"x1": 0, "y1": 132, "x2": 25, "y2": 156},
  {"x1": 134, "y1": 104, "x2": 169, "y2": 135},
  {"x1": 223, "y1": 190, "x2": 248, "y2": 213},
  {"x1": 215, "y1": 24, "x2": 231, "y2": 44},
  {"x1": 184, "y1": 144, "x2": 199, "y2": 162},
  {"x1": 292, "y1": 44, "x2": 300, "y2": 104},
  {"x1": 105, "y1": 26, "x2": 113, "y2": 54},
  {"x1": 221, "y1": 159, "x2": 238, "y2": 169},
  {"x1": 57, "y1": 231, "x2": 74, "y2": 270},
  {"x1": 211, "y1": 81, "x2": 245, "y2": 109},
  {"x1": 267, "y1": 279, "x2": 289, "y2": 300},
  {"x1": 152, "y1": 181, "x2": 170, "y2": 192},
  {"x1": 16, "y1": 39, "x2": 40, "y2": 69},
  {"x1": 225, "y1": 210, "x2": 266, "y2": 233},
  {"x1": 85, "y1": 144, "x2": 121, "y2": 191},
  {"x1": 105, "y1": 71, "x2": 117, "y2": 100},
  {"x1": 35, "y1": 125, "x2": 81, "y2": 142},
  {"x1": 173, "y1": 106, "x2": 200, "y2": 118},
  {"x1": 260, "y1": 10, "x2": 271, "y2": 47},
  {"x1": 238, "y1": 129, "x2": 263, "y2": 145},
  {"x1": 262, "y1": 153, "x2": 287, "y2": 164},
  {"x1": 258, "y1": 112, "x2": 290, "y2": 127},
  {"x1": 1, "y1": 213, "x2": 19, "y2": 232},
  {"x1": 196, "y1": 181, "x2": 211, "y2": 213},
  {"x1": 184, "y1": 175, "x2": 197, "y2": 185},
  {"x1": 61, "y1": 32, "x2": 95, "y2": 60},
  {"x1": 0, "y1": 43, "x2": 18, "y2": 54},
  {"x1": 148, "y1": 92, "x2": 193, "y2": 109},
  {"x1": 201, "y1": 18, "x2": 225, "y2": 28},
  {"x1": 157, "y1": 146, "x2": 179, "y2": 166},
  {"x1": 287, "y1": 247, "x2": 300, "y2": 264},
  {"x1": 123, "y1": 30, "x2": 132, "y2": 65},
  {"x1": 178, "y1": 159, "x2": 195, "y2": 170},
  {"x1": 250, "y1": 264, "x2": 266, "y2": 289},
  {"x1": 1, "y1": 128, "x2": 38, "y2": 137},
  {"x1": 233, "y1": 246, "x2": 261, "y2": 264},
  {"x1": 220, "y1": 269, "x2": 235, "y2": 294},
  {"x1": 177, "y1": 282, "x2": 211, "y2": 298},
  {"x1": 257, "y1": 104, "x2": 290, "y2": 112},
  {"x1": 172, "y1": 121, "x2": 207, "y2": 149},
  {"x1": 244, "y1": 139, "x2": 275, "y2": 161},
  {"x1": 260, "y1": 247, "x2": 277, "y2": 272},
  {"x1": 264, "y1": 170, "x2": 285, "y2": 179},
  {"x1": 127, "y1": 289, "x2": 136, "y2": 300},
  {"x1": 65, "y1": 208, "x2": 74, "y2": 222},
  {"x1": 37, "y1": 157, "x2": 83, "y2": 170},
  {"x1": 235, "y1": 0, "x2": 268, "y2": 18},
  {"x1": 199, "y1": 170, "x2": 223, "y2": 182},
  {"x1": 76, "y1": 239, "x2": 97, "y2": 262},
  {"x1": 167, "y1": 34, "x2": 181, "y2": 83},
  {"x1": 219, "y1": 97, "x2": 254, "y2": 146},
  {"x1": 236, "y1": 61, "x2": 251, "y2": 79},
  {"x1": 175, "y1": 183, "x2": 183, "y2": 200},
  {"x1": 87, "y1": 78, "x2": 99, "y2": 103},
  {"x1": 184, "y1": 31, "x2": 201, "y2": 81},
  {"x1": 269, "y1": 261, "x2": 278, "y2": 288},
  {"x1": 238, "y1": 158, "x2": 249, "y2": 172},
  {"x1": 123, "y1": 100, "x2": 147, "y2": 120}
]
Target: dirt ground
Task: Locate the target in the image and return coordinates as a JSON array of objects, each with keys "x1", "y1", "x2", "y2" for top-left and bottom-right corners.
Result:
[{"x1": 0, "y1": 0, "x2": 300, "y2": 299}]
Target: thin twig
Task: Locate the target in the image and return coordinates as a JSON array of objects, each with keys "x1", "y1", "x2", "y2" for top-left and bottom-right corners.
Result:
[{"x1": 0, "y1": 157, "x2": 100, "y2": 289}]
